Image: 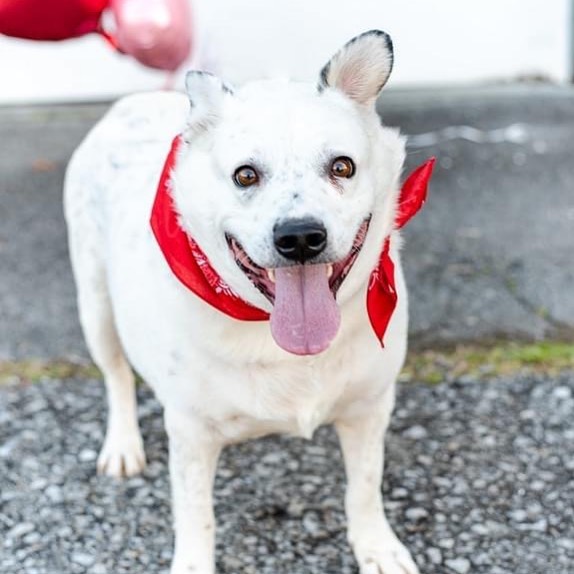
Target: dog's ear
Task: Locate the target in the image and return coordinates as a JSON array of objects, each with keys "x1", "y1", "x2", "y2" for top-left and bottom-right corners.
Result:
[
  {"x1": 318, "y1": 30, "x2": 393, "y2": 106},
  {"x1": 184, "y1": 71, "x2": 234, "y2": 135}
]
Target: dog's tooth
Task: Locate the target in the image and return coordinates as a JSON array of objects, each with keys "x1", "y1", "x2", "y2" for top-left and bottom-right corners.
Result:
[
  {"x1": 266, "y1": 269, "x2": 276, "y2": 283},
  {"x1": 327, "y1": 264, "x2": 334, "y2": 278}
]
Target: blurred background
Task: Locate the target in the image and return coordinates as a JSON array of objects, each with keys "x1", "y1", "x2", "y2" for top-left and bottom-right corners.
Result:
[
  {"x1": 1, "y1": 0, "x2": 572, "y2": 356},
  {"x1": 0, "y1": 0, "x2": 572, "y2": 104},
  {"x1": 1, "y1": 2, "x2": 574, "y2": 574}
]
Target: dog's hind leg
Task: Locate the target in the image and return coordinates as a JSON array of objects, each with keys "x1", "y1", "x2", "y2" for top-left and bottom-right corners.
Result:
[
  {"x1": 335, "y1": 388, "x2": 420, "y2": 574},
  {"x1": 66, "y1": 200, "x2": 146, "y2": 477}
]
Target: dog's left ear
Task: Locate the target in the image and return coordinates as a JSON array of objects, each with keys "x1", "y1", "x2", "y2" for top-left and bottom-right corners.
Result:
[
  {"x1": 318, "y1": 30, "x2": 393, "y2": 106},
  {"x1": 184, "y1": 71, "x2": 234, "y2": 135}
]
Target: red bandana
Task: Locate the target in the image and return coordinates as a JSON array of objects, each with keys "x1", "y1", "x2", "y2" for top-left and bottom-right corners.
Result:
[{"x1": 150, "y1": 135, "x2": 435, "y2": 345}]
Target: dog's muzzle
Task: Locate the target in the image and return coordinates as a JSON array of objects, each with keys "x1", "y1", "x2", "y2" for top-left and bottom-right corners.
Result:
[{"x1": 226, "y1": 217, "x2": 371, "y2": 355}]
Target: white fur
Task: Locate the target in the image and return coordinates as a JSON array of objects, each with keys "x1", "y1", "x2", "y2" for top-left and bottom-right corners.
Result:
[{"x1": 65, "y1": 32, "x2": 419, "y2": 574}]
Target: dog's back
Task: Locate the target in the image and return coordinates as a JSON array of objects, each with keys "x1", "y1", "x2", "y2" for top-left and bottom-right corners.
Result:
[{"x1": 65, "y1": 92, "x2": 188, "y2": 226}]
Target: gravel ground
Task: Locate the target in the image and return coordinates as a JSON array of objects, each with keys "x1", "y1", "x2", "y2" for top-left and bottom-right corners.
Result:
[{"x1": 1, "y1": 373, "x2": 573, "y2": 574}]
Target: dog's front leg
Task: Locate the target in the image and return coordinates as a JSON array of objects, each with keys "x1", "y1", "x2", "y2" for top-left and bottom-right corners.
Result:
[
  {"x1": 335, "y1": 396, "x2": 420, "y2": 574},
  {"x1": 165, "y1": 408, "x2": 222, "y2": 574}
]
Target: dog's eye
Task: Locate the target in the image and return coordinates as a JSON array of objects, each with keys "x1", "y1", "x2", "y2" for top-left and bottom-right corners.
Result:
[
  {"x1": 330, "y1": 157, "x2": 355, "y2": 179},
  {"x1": 233, "y1": 165, "x2": 259, "y2": 188}
]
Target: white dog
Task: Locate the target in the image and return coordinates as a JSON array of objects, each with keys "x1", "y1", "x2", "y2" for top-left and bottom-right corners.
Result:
[{"x1": 65, "y1": 30, "x2": 432, "y2": 574}]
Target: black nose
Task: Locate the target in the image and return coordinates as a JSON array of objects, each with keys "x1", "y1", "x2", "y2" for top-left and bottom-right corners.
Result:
[{"x1": 273, "y1": 218, "x2": 328, "y2": 263}]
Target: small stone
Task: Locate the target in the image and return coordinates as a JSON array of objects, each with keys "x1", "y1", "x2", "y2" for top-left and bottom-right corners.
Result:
[
  {"x1": 222, "y1": 555, "x2": 244, "y2": 570},
  {"x1": 7, "y1": 523, "x2": 35, "y2": 540},
  {"x1": 472, "y1": 478, "x2": 487, "y2": 489},
  {"x1": 79, "y1": 448, "x2": 97, "y2": 462},
  {"x1": 30, "y1": 478, "x2": 48, "y2": 490},
  {"x1": 445, "y1": 557, "x2": 471, "y2": 573},
  {"x1": 472, "y1": 552, "x2": 491, "y2": 566},
  {"x1": 482, "y1": 435, "x2": 496, "y2": 447},
  {"x1": 287, "y1": 499, "x2": 305, "y2": 518},
  {"x1": 557, "y1": 539, "x2": 574, "y2": 550},
  {"x1": 302, "y1": 512, "x2": 320, "y2": 534},
  {"x1": 553, "y1": 386, "x2": 572, "y2": 400},
  {"x1": 426, "y1": 547, "x2": 442, "y2": 564},
  {"x1": 530, "y1": 480, "x2": 545, "y2": 491},
  {"x1": 23, "y1": 532, "x2": 41, "y2": 545},
  {"x1": 44, "y1": 485, "x2": 63, "y2": 503},
  {"x1": 72, "y1": 552, "x2": 95, "y2": 567},
  {"x1": 390, "y1": 487, "x2": 409, "y2": 499},
  {"x1": 405, "y1": 507, "x2": 428, "y2": 522},
  {"x1": 403, "y1": 425, "x2": 428, "y2": 440},
  {"x1": 416, "y1": 454, "x2": 433, "y2": 466},
  {"x1": 471, "y1": 523, "x2": 490, "y2": 535},
  {"x1": 516, "y1": 518, "x2": 548, "y2": 532},
  {"x1": 508, "y1": 509, "x2": 528, "y2": 522}
]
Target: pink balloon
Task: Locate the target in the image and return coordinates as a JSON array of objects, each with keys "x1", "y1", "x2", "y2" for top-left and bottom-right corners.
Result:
[{"x1": 110, "y1": 0, "x2": 192, "y2": 71}]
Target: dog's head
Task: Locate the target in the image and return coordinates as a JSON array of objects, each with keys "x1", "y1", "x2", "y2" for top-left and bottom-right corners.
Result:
[{"x1": 171, "y1": 30, "x2": 406, "y2": 355}]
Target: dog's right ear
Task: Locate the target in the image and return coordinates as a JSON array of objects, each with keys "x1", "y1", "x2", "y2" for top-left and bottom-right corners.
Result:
[
  {"x1": 318, "y1": 30, "x2": 393, "y2": 106},
  {"x1": 184, "y1": 71, "x2": 234, "y2": 136}
]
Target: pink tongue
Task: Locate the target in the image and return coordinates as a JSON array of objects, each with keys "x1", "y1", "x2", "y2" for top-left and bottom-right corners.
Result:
[{"x1": 270, "y1": 264, "x2": 341, "y2": 355}]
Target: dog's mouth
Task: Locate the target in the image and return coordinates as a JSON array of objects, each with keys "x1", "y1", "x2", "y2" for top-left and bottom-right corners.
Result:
[{"x1": 225, "y1": 218, "x2": 371, "y2": 356}]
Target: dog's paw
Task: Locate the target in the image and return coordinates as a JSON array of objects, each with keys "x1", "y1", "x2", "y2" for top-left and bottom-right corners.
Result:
[
  {"x1": 97, "y1": 429, "x2": 146, "y2": 478},
  {"x1": 355, "y1": 540, "x2": 420, "y2": 574}
]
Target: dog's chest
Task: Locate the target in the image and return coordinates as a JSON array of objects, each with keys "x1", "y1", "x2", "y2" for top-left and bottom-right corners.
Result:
[
  {"x1": 175, "y1": 357, "x2": 351, "y2": 441},
  {"x1": 143, "y1": 327, "x2": 369, "y2": 443},
  {"x1": 225, "y1": 363, "x2": 346, "y2": 440}
]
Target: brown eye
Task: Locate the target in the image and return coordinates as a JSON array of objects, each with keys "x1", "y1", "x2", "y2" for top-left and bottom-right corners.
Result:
[
  {"x1": 233, "y1": 165, "x2": 259, "y2": 188},
  {"x1": 330, "y1": 156, "x2": 355, "y2": 179}
]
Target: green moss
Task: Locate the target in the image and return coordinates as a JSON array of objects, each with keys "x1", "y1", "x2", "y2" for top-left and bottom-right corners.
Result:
[
  {"x1": 1, "y1": 341, "x2": 572, "y2": 386},
  {"x1": 504, "y1": 277, "x2": 518, "y2": 294},
  {"x1": 496, "y1": 342, "x2": 574, "y2": 365},
  {"x1": 535, "y1": 307, "x2": 550, "y2": 319},
  {"x1": 0, "y1": 360, "x2": 100, "y2": 384},
  {"x1": 402, "y1": 341, "x2": 574, "y2": 384}
]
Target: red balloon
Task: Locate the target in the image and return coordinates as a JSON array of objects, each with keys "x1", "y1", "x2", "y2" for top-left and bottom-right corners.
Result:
[
  {"x1": 0, "y1": 0, "x2": 192, "y2": 72},
  {"x1": 0, "y1": 0, "x2": 108, "y2": 41},
  {"x1": 109, "y1": 0, "x2": 192, "y2": 71}
]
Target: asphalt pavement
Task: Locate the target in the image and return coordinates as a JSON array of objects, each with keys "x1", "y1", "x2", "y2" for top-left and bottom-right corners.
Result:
[
  {"x1": 1, "y1": 84, "x2": 573, "y2": 359},
  {"x1": 387, "y1": 86, "x2": 574, "y2": 347}
]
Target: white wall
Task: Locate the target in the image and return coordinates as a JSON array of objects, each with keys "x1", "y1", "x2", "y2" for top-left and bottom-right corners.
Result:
[{"x1": 0, "y1": 0, "x2": 570, "y2": 104}]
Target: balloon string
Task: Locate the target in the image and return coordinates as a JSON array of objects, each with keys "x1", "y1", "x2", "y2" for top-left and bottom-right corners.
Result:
[
  {"x1": 97, "y1": 25, "x2": 177, "y2": 89},
  {"x1": 97, "y1": 22, "x2": 121, "y2": 52},
  {"x1": 163, "y1": 73, "x2": 177, "y2": 90}
]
